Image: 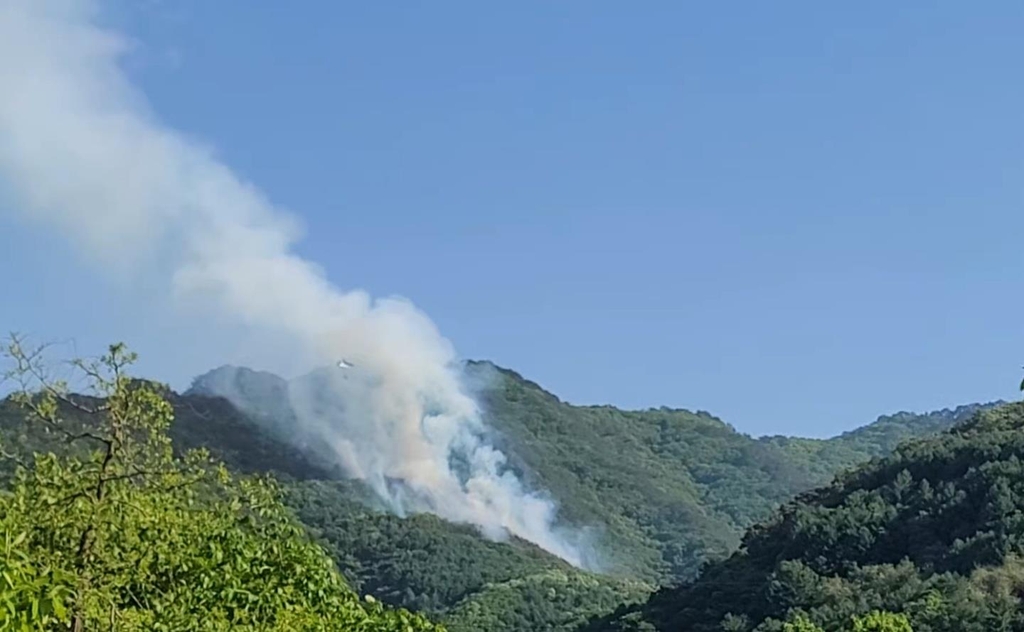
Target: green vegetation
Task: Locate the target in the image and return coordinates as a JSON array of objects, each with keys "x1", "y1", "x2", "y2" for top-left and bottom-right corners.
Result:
[
  {"x1": 466, "y1": 362, "x2": 991, "y2": 583},
  {"x1": 284, "y1": 479, "x2": 569, "y2": 612},
  {"x1": 180, "y1": 361, "x2": 986, "y2": 631},
  {"x1": 0, "y1": 338, "x2": 440, "y2": 631},
  {"x1": 779, "y1": 611, "x2": 913, "y2": 632},
  {"x1": 443, "y1": 569, "x2": 649, "y2": 632},
  {"x1": 762, "y1": 404, "x2": 991, "y2": 483},
  {"x1": 279, "y1": 470, "x2": 653, "y2": 631},
  {"x1": 2, "y1": 341, "x2": 992, "y2": 631},
  {"x1": 181, "y1": 372, "x2": 655, "y2": 630},
  {"x1": 587, "y1": 402, "x2": 1024, "y2": 631}
]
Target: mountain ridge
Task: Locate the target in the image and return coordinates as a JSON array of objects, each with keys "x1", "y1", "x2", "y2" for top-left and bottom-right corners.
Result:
[
  {"x1": 586, "y1": 400, "x2": 1024, "y2": 631},
  {"x1": 191, "y1": 359, "x2": 997, "y2": 441},
  {"x1": 3, "y1": 358, "x2": 1002, "y2": 632},
  {"x1": 189, "y1": 361, "x2": 998, "y2": 584}
]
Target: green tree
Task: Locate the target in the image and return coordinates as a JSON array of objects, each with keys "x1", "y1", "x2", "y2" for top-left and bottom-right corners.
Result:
[
  {"x1": 781, "y1": 614, "x2": 824, "y2": 632},
  {"x1": 0, "y1": 336, "x2": 442, "y2": 631},
  {"x1": 850, "y1": 611, "x2": 913, "y2": 632}
]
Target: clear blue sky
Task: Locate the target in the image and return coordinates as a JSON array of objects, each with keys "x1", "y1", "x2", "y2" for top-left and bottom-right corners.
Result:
[{"x1": 2, "y1": 1, "x2": 1023, "y2": 437}]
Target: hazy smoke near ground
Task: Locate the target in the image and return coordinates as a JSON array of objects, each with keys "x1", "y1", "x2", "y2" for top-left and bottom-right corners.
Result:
[{"x1": 0, "y1": 0, "x2": 587, "y2": 566}]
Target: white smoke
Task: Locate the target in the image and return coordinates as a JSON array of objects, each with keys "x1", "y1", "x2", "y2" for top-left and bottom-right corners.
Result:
[{"x1": 0, "y1": 0, "x2": 586, "y2": 566}]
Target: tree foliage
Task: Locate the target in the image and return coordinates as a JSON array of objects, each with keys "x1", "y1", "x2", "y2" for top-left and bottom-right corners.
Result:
[
  {"x1": 0, "y1": 336, "x2": 441, "y2": 631},
  {"x1": 282, "y1": 479, "x2": 652, "y2": 631},
  {"x1": 463, "y1": 362, "x2": 991, "y2": 583},
  {"x1": 0, "y1": 345, "x2": 991, "y2": 632},
  {"x1": 190, "y1": 362, "x2": 986, "y2": 587},
  {"x1": 587, "y1": 403, "x2": 1024, "y2": 631},
  {"x1": 443, "y1": 569, "x2": 649, "y2": 632}
]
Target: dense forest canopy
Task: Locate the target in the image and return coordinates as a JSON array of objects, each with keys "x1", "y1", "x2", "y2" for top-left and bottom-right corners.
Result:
[
  {"x1": 587, "y1": 402, "x2": 1024, "y2": 631},
  {"x1": 1, "y1": 337, "x2": 1002, "y2": 631},
  {"x1": 0, "y1": 338, "x2": 441, "y2": 631},
  {"x1": 190, "y1": 362, "x2": 993, "y2": 583},
  {"x1": 462, "y1": 362, "x2": 994, "y2": 583}
]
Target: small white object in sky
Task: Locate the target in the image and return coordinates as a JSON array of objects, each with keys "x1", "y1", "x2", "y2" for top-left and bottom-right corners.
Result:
[{"x1": 337, "y1": 359, "x2": 354, "y2": 369}]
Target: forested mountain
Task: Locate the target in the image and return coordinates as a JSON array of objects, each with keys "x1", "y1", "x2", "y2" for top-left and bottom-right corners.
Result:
[
  {"x1": 0, "y1": 343, "x2": 440, "y2": 631},
  {"x1": 178, "y1": 360, "x2": 991, "y2": 631},
  {"x1": 184, "y1": 369, "x2": 657, "y2": 632},
  {"x1": 2, "y1": 347, "x2": 993, "y2": 631},
  {"x1": 587, "y1": 402, "x2": 1024, "y2": 631},
  {"x1": 1, "y1": 367, "x2": 650, "y2": 632},
  {"x1": 460, "y1": 361, "x2": 994, "y2": 583},
  {"x1": 761, "y1": 404, "x2": 992, "y2": 483}
]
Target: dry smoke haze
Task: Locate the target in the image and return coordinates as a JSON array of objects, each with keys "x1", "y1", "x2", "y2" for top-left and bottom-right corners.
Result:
[{"x1": 0, "y1": 0, "x2": 589, "y2": 567}]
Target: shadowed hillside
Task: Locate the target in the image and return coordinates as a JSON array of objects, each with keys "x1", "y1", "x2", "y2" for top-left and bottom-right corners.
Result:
[
  {"x1": 1, "y1": 359, "x2": 992, "y2": 632},
  {"x1": 190, "y1": 361, "x2": 992, "y2": 585},
  {"x1": 463, "y1": 362, "x2": 995, "y2": 582},
  {"x1": 586, "y1": 402, "x2": 1024, "y2": 631}
]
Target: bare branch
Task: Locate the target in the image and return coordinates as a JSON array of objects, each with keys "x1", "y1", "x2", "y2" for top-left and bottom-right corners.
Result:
[
  {"x1": 56, "y1": 393, "x2": 110, "y2": 416},
  {"x1": 15, "y1": 397, "x2": 112, "y2": 448},
  {"x1": 0, "y1": 444, "x2": 28, "y2": 469},
  {"x1": 179, "y1": 398, "x2": 212, "y2": 421},
  {"x1": 63, "y1": 430, "x2": 113, "y2": 446}
]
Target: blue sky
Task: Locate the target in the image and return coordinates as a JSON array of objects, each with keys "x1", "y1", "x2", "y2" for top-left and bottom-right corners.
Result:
[{"x1": 2, "y1": 1, "x2": 1022, "y2": 437}]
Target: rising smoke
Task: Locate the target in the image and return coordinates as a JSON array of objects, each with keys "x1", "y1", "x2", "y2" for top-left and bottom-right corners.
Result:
[{"x1": 0, "y1": 0, "x2": 588, "y2": 566}]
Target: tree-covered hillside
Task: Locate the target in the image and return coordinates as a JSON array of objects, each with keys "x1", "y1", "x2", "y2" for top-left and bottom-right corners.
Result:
[
  {"x1": 4, "y1": 344, "x2": 990, "y2": 632},
  {"x1": 2, "y1": 357, "x2": 649, "y2": 631},
  {"x1": 283, "y1": 479, "x2": 653, "y2": 632},
  {"x1": 762, "y1": 403, "x2": 994, "y2": 483},
  {"x1": 464, "y1": 362, "x2": 992, "y2": 583},
  {"x1": 181, "y1": 375, "x2": 656, "y2": 631},
  {"x1": 0, "y1": 340, "x2": 439, "y2": 631},
  {"x1": 189, "y1": 361, "x2": 991, "y2": 588},
  {"x1": 587, "y1": 402, "x2": 1024, "y2": 631}
]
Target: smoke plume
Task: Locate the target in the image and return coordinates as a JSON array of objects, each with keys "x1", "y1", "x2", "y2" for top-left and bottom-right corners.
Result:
[{"x1": 0, "y1": 0, "x2": 586, "y2": 566}]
